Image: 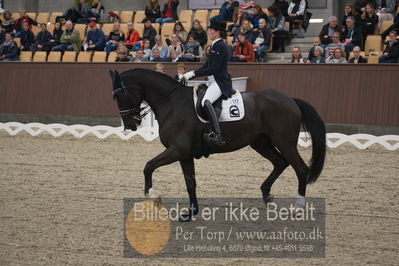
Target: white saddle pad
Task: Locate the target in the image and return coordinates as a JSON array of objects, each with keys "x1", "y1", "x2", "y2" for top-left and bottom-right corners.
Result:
[{"x1": 193, "y1": 85, "x2": 245, "y2": 123}]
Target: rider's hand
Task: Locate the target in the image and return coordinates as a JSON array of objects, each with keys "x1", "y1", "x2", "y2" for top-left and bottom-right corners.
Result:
[{"x1": 183, "y1": 71, "x2": 195, "y2": 80}]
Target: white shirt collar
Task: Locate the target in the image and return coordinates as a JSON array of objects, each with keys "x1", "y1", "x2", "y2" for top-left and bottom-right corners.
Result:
[{"x1": 212, "y1": 38, "x2": 222, "y2": 47}]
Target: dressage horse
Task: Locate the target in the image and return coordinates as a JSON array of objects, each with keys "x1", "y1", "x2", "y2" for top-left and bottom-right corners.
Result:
[{"x1": 110, "y1": 68, "x2": 326, "y2": 221}]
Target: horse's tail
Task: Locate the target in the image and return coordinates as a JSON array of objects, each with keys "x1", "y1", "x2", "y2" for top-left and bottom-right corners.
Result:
[{"x1": 293, "y1": 98, "x2": 326, "y2": 184}]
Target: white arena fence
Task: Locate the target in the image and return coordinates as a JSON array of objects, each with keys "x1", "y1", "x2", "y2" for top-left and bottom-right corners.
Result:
[{"x1": 1, "y1": 122, "x2": 398, "y2": 151}]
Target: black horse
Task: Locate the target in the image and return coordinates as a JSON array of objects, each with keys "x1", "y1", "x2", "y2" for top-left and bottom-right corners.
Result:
[{"x1": 110, "y1": 68, "x2": 326, "y2": 221}]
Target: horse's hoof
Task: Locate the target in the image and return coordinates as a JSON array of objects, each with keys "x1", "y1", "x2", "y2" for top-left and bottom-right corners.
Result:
[{"x1": 263, "y1": 194, "x2": 274, "y2": 203}]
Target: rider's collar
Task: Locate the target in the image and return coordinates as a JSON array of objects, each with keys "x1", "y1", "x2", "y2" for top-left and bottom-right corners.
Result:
[{"x1": 212, "y1": 38, "x2": 222, "y2": 47}]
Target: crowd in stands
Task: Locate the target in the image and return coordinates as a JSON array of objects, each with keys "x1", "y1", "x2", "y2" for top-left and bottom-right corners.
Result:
[{"x1": 0, "y1": 0, "x2": 398, "y2": 64}]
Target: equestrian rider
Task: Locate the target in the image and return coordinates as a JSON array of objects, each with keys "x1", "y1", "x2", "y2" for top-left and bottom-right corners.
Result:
[{"x1": 183, "y1": 20, "x2": 233, "y2": 146}]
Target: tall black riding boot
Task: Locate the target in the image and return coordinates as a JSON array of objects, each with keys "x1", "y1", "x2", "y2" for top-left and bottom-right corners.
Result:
[{"x1": 203, "y1": 100, "x2": 225, "y2": 146}]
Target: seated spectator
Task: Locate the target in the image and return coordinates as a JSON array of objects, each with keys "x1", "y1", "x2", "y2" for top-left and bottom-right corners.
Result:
[
  {"x1": 156, "y1": 0, "x2": 179, "y2": 25},
  {"x1": 47, "y1": 22, "x2": 64, "y2": 51},
  {"x1": 229, "y1": 7, "x2": 245, "y2": 33},
  {"x1": 381, "y1": 10, "x2": 399, "y2": 39},
  {"x1": 188, "y1": 20, "x2": 208, "y2": 47},
  {"x1": 85, "y1": 22, "x2": 105, "y2": 51},
  {"x1": 328, "y1": 47, "x2": 348, "y2": 63},
  {"x1": 231, "y1": 32, "x2": 255, "y2": 62},
  {"x1": 105, "y1": 22, "x2": 125, "y2": 54},
  {"x1": 359, "y1": 3, "x2": 379, "y2": 42},
  {"x1": 307, "y1": 46, "x2": 325, "y2": 63},
  {"x1": 143, "y1": 18, "x2": 157, "y2": 48},
  {"x1": 0, "y1": 32, "x2": 19, "y2": 61},
  {"x1": 155, "y1": 63, "x2": 165, "y2": 73},
  {"x1": 115, "y1": 46, "x2": 132, "y2": 62},
  {"x1": 173, "y1": 21, "x2": 188, "y2": 44},
  {"x1": 290, "y1": 46, "x2": 305, "y2": 63},
  {"x1": 286, "y1": 0, "x2": 307, "y2": 34},
  {"x1": 307, "y1": 37, "x2": 322, "y2": 62},
  {"x1": 144, "y1": 0, "x2": 162, "y2": 23},
  {"x1": 325, "y1": 32, "x2": 345, "y2": 60},
  {"x1": 252, "y1": 5, "x2": 268, "y2": 29},
  {"x1": 131, "y1": 48, "x2": 147, "y2": 62},
  {"x1": 175, "y1": 63, "x2": 186, "y2": 82},
  {"x1": 0, "y1": 28, "x2": 5, "y2": 44},
  {"x1": 1, "y1": 11, "x2": 15, "y2": 33},
  {"x1": 253, "y1": 18, "x2": 272, "y2": 61},
  {"x1": 19, "y1": 22, "x2": 35, "y2": 51},
  {"x1": 84, "y1": 0, "x2": 105, "y2": 23},
  {"x1": 268, "y1": 5, "x2": 289, "y2": 53},
  {"x1": 151, "y1": 48, "x2": 163, "y2": 62},
  {"x1": 58, "y1": 0, "x2": 90, "y2": 23},
  {"x1": 376, "y1": 0, "x2": 396, "y2": 28},
  {"x1": 379, "y1": 31, "x2": 399, "y2": 63},
  {"x1": 142, "y1": 39, "x2": 152, "y2": 60},
  {"x1": 31, "y1": 23, "x2": 52, "y2": 53},
  {"x1": 349, "y1": 45, "x2": 368, "y2": 63},
  {"x1": 168, "y1": 50, "x2": 181, "y2": 62},
  {"x1": 52, "y1": 20, "x2": 81, "y2": 53},
  {"x1": 341, "y1": 16, "x2": 363, "y2": 58},
  {"x1": 14, "y1": 8, "x2": 38, "y2": 37},
  {"x1": 240, "y1": 0, "x2": 257, "y2": 20},
  {"x1": 319, "y1": 16, "x2": 342, "y2": 46},
  {"x1": 355, "y1": 0, "x2": 377, "y2": 14},
  {"x1": 167, "y1": 33, "x2": 184, "y2": 58},
  {"x1": 273, "y1": 0, "x2": 289, "y2": 17},
  {"x1": 125, "y1": 22, "x2": 141, "y2": 51},
  {"x1": 210, "y1": 0, "x2": 239, "y2": 23},
  {"x1": 342, "y1": 3, "x2": 359, "y2": 28},
  {"x1": 152, "y1": 35, "x2": 168, "y2": 59},
  {"x1": 181, "y1": 34, "x2": 201, "y2": 62},
  {"x1": 233, "y1": 19, "x2": 255, "y2": 44}
]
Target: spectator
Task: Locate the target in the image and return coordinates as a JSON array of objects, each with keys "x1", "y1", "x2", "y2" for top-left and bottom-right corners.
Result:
[
  {"x1": 0, "y1": 32, "x2": 19, "y2": 61},
  {"x1": 84, "y1": 0, "x2": 105, "y2": 23},
  {"x1": 47, "y1": 22, "x2": 64, "y2": 51},
  {"x1": 105, "y1": 22, "x2": 125, "y2": 54},
  {"x1": 52, "y1": 20, "x2": 81, "y2": 53},
  {"x1": 155, "y1": 63, "x2": 165, "y2": 73},
  {"x1": 1, "y1": 11, "x2": 15, "y2": 33},
  {"x1": 359, "y1": 3, "x2": 379, "y2": 41},
  {"x1": 173, "y1": 21, "x2": 188, "y2": 44},
  {"x1": 142, "y1": 39, "x2": 152, "y2": 60},
  {"x1": 325, "y1": 32, "x2": 345, "y2": 60},
  {"x1": 232, "y1": 32, "x2": 255, "y2": 62},
  {"x1": 19, "y1": 22, "x2": 35, "y2": 51},
  {"x1": 188, "y1": 20, "x2": 208, "y2": 47},
  {"x1": 131, "y1": 48, "x2": 147, "y2": 62},
  {"x1": 319, "y1": 16, "x2": 342, "y2": 46},
  {"x1": 169, "y1": 50, "x2": 181, "y2": 62},
  {"x1": 210, "y1": 0, "x2": 239, "y2": 23},
  {"x1": 144, "y1": 0, "x2": 162, "y2": 23},
  {"x1": 175, "y1": 63, "x2": 186, "y2": 81},
  {"x1": 151, "y1": 48, "x2": 163, "y2": 62},
  {"x1": 241, "y1": 0, "x2": 257, "y2": 20},
  {"x1": 152, "y1": 35, "x2": 168, "y2": 59},
  {"x1": 273, "y1": 0, "x2": 289, "y2": 17},
  {"x1": 379, "y1": 31, "x2": 399, "y2": 63},
  {"x1": 85, "y1": 22, "x2": 105, "y2": 51},
  {"x1": 376, "y1": 0, "x2": 396, "y2": 28},
  {"x1": 229, "y1": 7, "x2": 245, "y2": 33},
  {"x1": 286, "y1": 0, "x2": 307, "y2": 29},
  {"x1": 14, "y1": 8, "x2": 37, "y2": 37},
  {"x1": 31, "y1": 23, "x2": 52, "y2": 53},
  {"x1": 307, "y1": 37, "x2": 322, "y2": 62},
  {"x1": 233, "y1": 19, "x2": 255, "y2": 44},
  {"x1": 268, "y1": 5, "x2": 289, "y2": 53},
  {"x1": 142, "y1": 18, "x2": 157, "y2": 48},
  {"x1": 253, "y1": 18, "x2": 272, "y2": 61},
  {"x1": 252, "y1": 4, "x2": 268, "y2": 29},
  {"x1": 0, "y1": 27, "x2": 5, "y2": 44},
  {"x1": 349, "y1": 45, "x2": 368, "y2": 63},
  {"x1": 156, "y1": 0, "x2": 179, "y2": 24},
  {"x1": 307, "y1": 46, "x2": 326, "y2": 63},
  {"x1": 58, "y1": 0, "x2": 90, "y2": 23},
  {"x1": 115, "y1": 46, "x2": 132, "y2": 62},
  {"x1": 167, "y1": 33, "x2": 184, "y2": 58},
  {"x1": 328, "y1": 47, "x2": 348, "y2": 63},
  {"x1": 342, "y1": 3, "x2": 358, "y2": 28},
  {"x1": 181, "y1": 34, "x2": 201, "y2": 62},
  {"x1": 290, "y1": 46, "x2": 305, "y2": 63},
  {"x1": 341, "y1": 16, "x2": 363, "y2": 58},
  {"x1": 355, "y1": 0, "x2": 377, "y2": 14},
  {"x1": 381, "y1": 11, "x2": 399, "y2": 39},
  {"x1": 125, "y1": 22, "x2": 141, "y2": 51}
]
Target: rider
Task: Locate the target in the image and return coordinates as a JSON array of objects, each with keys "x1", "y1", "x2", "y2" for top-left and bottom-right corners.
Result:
[{"x1": 183, "y1": 20, "x2": 233, "y2": 146}]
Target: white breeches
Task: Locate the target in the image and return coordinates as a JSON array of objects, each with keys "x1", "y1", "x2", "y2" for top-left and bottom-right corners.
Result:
[{"x1": 201, "y1": 76, "x2": 222, "y2": 107}]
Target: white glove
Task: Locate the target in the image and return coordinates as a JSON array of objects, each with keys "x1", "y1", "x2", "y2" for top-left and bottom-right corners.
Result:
[{"x1": 182, "y1": 71, "x2": 195, "y2": 81}]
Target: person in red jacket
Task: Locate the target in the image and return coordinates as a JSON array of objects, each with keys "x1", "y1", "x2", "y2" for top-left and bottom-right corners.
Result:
[
  {"x1": 125, "y1": 21, "x2": 141, "y2": 51},
  {"x1": 232, "y1": 32, "x2": 255, "y2": 62}
]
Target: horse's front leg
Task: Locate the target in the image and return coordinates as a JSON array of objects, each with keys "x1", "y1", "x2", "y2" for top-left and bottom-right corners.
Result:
[
  {"x1": 143, "y1": 147, "x2": 180, "y2": 195},
  {"x1": 179, "y1": 157, "x2": 198, "y2": 222}
]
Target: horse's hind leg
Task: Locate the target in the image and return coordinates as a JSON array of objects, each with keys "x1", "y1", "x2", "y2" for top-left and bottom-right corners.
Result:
[{"x1": 250, "y1": 137, "x2": 289, "y2": 202}]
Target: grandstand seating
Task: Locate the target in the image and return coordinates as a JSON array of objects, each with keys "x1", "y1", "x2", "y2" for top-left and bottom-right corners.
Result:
[
  {"x1": 26, "y1": 12, "x2": 36, "y2": 20},
  {"x1": 47, "y1": 23, "x2": 56, "y2": 34},
  {"x1": 161, "y1": 23, "x2": 174, "y2": 43},
  {"x1": 77, "y1": 52, "x2": 92, "y2": 62},
  {"x1": 364, "y1": 36, "x2": 382, "y2": 56},
  {"x1": 74, "y1": 24, "x2": 87, "y2": 43},
  {"x1": 62, "y1": 51, "x2": 77, "y2": 62},
  {"x1": 92, "y1": 51, "x2": 107, "y2": 62},
  {"x1": 14, "y1": 37, "x2": 21, "y2": 47},
  {"x1": 193, "y1": 10, "x2": 209, "y2": 27},
  {"x1": 133, "y1": 11, "x2": 145, "y2": 24},
  {"x1": 36, "y1": 12, "x2": 49, "y2": 24},
  {"x1": 101, "y1": 24, "x2": 114, "y2": 36},
  {"x1": 49, "y1": 12, "x2": 63, "y2": 23},
  {"x1": 47, "y1": 51, "x2": 62, "y2": 62},
  {"x1": 209, "y1": 9, "x2": 219, "y2": 19},
  {"x1": 33, "y1": 51, "x2": 47, "y2": 62},
  {"x1": 179, "y1": 10, "x2": 193, "y2": 24},
  {"x1": 134, "y1": 23, "x2": 145, "y2": 37},
  {"x1": 31, "y1": 25, "x2": 41, "y2": 36},
  {"x1": 380, "y1": 20, "x2": 394, "y2": 35},
  {"x1": 108, "y1": 52, "x2": 117, "y2": 62},
  {"x1": 19, "y1": 51, "x2": 32, "y2": 62},
  {"x1": 120, "y1": 11, "x2": 133, "y2": 23}
]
